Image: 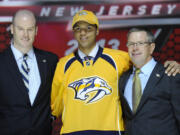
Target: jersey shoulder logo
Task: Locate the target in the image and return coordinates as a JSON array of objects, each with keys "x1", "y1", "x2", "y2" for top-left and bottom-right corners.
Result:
[{"x1": 68, "y1": 76, "x2": 112, "y2": 103}]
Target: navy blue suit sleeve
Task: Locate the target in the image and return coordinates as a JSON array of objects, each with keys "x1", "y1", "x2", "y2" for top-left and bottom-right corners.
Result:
[{"x1": 171, "y1": 74, "x2": 180, "y2": 130}]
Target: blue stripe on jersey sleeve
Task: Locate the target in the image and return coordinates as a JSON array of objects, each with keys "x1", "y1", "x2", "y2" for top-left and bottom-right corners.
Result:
[
  {"x1": 64, "y1": 57, "x2": 76, "y2": 73},
  {"x1": 101, "y1": 54, "x2": 116, "y2": 70}
]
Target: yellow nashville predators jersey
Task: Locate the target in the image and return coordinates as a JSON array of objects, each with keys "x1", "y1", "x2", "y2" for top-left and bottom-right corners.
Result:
[{"x1": 51, "y1": 47, "x2": 131, "y2": 135}]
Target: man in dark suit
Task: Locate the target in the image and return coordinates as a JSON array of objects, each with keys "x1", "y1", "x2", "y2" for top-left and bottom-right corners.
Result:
[
  {"x1": 0, "y1": 9, "x2": 58, "y2": 135},
  {"x1": 119, "y1": 28, "x2": 180, "y2": 135}
]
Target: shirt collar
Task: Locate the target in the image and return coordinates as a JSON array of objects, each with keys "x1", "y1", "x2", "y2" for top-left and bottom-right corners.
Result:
[
  {"x1": 133, "y1": 58, "x2": 157, "y2": 76},
  {"x1": 11, "y1": 44, "x2": 34, "y2": 61},
  {"x1": 78, "y1": 44, "x2": 99, "y2": 59}
]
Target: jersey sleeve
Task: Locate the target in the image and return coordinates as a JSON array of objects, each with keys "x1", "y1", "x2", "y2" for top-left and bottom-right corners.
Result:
[
  {"x1": 51, "y1": 59, "x2": 65, "y2": 118},
  {"x1": 117, "y1": 50, "x2": 132, "y2": 76}
]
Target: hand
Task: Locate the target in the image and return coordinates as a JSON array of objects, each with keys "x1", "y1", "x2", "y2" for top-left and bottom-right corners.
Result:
[
  {"x1": 164, "y1": 60, "x2": 180, "y2": 76},
  {"x1": 50, "y1": 115, "x2": 56, "y2": 121}
]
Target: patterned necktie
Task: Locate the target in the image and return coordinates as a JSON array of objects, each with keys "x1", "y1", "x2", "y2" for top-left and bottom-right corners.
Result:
[
  {"x1": 84, "y1": 56, "x2": 93, "y2": 66},
  {"x1": 132, "y1": 68, "x2": 142, "y2": 113},
  {"x1": 20, "y1": 54, "x2": 30, "y2": 92}
]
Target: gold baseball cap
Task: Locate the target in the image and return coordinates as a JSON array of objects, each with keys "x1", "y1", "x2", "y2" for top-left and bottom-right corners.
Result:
[{"x1": 72, "y1": 10, "x2": 99, "y2": 29}]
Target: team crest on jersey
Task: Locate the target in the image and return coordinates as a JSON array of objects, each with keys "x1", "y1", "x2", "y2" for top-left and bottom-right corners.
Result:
[{"x1": 68, "y1": 76, "x2": 112, "y2": 103}]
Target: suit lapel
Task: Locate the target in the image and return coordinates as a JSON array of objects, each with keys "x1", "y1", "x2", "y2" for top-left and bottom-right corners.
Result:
[
  {"x1": 4, "y1": 47, "x2": 30, "y2": 104},
  {"x1": 136, "y1": 63, "x2": 164, "y2": 113},
  {"x1": 119, "y1": 69, "x2": 134, "y2": 115},
  {"x1": 119, "y1": 70, "x2": 132, "y2": 94},
  {"x1": 33, "y1": 48, "x2": 47, "y2": 104}
]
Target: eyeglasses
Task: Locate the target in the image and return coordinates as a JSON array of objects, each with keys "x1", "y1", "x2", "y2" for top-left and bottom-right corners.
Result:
[{"x1": 126, "y1": 41, "x2": 151, "y2": 47}]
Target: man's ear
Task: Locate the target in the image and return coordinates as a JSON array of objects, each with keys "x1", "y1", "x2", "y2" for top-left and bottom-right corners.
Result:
[
  {"x1": 96, "y1": 30, "x2": 99, "y2": 36},
  {"x1": 150, "y1": 43, "x2": 155, "y2": 55},
  {"x1": 35, "y1": 26, "x2": 38, "y2": 36},
  {"x1": 10, "y1": 24, "x2": 14, "y2": 35}
]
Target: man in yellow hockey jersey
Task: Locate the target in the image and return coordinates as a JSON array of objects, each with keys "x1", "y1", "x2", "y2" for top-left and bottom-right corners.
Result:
[
  {"x1": 51, "y1": 10, "x2": 129, "y2": 135},
  {"x1": 51, "y1": 10, "x2": 180, "y2": 135}
]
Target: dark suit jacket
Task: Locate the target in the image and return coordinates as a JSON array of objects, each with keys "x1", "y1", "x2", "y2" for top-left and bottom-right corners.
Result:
[
  {"x1": 119, "y1": 62, "x2": 180, "y2": 135},
  {"x1": 0, "y1": 47, "x2": 58, "y2": 135}
]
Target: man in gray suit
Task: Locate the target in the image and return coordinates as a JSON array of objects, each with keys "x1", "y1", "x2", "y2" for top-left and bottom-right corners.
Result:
[
  {"x1": 119, "y1": 28, "x2": 180, "y2": 135},
  {"x1": 0, "y1": 9, "x2": 58, "y2": 135}
]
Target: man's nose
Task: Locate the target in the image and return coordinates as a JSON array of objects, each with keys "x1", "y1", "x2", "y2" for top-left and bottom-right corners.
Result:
[
  {"x1": 23, "y1": 30, "x2": 29, "y2": 37},
  {"x1": 132, "y1": 43, "x2": 139, "y2": 50},
  {"x1": 80, "y1": 28, "x2": 87, "y2": 35}
]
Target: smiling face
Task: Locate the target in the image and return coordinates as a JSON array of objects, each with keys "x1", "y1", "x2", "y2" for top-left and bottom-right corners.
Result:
[
  {"x1": 127, "y1": 31, "x2": 155, "y2": 68},
  {"x1": 11, "y1": 10, "x2": 37, "y2": 53},
  {"x1": 73, "y1": 21, "x2": 99, "y2": 55}
]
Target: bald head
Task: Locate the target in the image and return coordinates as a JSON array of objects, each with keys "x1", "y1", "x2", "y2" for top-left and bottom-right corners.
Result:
[
  {"x1": 12, "y1": 9, "x2": 36, "y2": 25},
  {"x1": 11, "y1": 9, "x2": 37, "y2": 54}
]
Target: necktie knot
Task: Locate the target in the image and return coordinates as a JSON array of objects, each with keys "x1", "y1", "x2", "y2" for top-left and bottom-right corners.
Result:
[
  {"x1": 84, "y1": 56, "x2": 93, "y2": 61},
  {"x1": 23, "y1": 54, "x2": 28, "y2": 59},
  {"x1": 135, "y1": 68, "x2": 141, "y2": 75}
]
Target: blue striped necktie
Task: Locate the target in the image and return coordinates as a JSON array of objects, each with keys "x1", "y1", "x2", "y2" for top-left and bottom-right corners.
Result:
[{"x1": 20, "y1": 54, "x2": 30, "y2": 92}]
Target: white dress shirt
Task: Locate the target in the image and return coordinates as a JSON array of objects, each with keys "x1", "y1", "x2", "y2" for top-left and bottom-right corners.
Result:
[
  {"x1": 78, "y1": 44, "x2": 99, "y2": 60},
  {"x1": 124, "y1": 58, "x2": 157, "y2": 110},
  {"x1": 11, "y1": 45, "x2": 41, "y2": 105}
]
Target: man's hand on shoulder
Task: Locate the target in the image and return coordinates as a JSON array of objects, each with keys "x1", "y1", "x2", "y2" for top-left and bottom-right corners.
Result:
[{"x1": 164, "y1": 60, "x2": 180, "y2": 76}]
